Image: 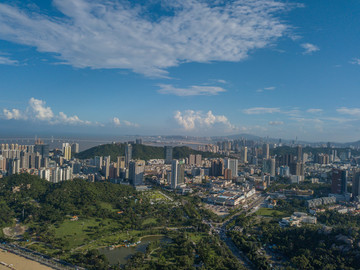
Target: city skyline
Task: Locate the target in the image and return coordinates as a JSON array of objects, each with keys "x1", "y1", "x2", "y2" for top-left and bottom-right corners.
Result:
[{"x1": 1, "y1": 0, "x2": 360, "y2": 142}]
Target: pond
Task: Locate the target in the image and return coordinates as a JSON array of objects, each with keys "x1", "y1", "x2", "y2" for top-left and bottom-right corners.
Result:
[{"x1": 99, "y1": 235, "x2": 171, "y2": 265}]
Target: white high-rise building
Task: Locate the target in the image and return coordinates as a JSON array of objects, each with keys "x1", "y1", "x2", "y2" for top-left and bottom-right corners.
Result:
[
  {"x1": 171, "y1": 160, "x2": 178, "y2": 189},
  {"x1": 225, "y1": 158, "x2": 238, "y2": 178},
  {"x1": 242, "y1": 147, "x2": 248, "y2": 164},
  {"x1": 171, "y1": 160, "x2": 185, "y2": 189},
  {"x1": 62, "y1": 143, "x2": 72, "y2": 160},
  {"x1": 129, "y1": 160, "x2": 145, "y2": 186},
  {"x1": 95, "y1": 156, "x2": 103, "y2": 169}
]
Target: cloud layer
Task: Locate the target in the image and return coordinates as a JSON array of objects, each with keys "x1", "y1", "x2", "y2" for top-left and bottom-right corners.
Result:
[
  {"x1": 0, "y1": 55, "x2": 18, "y2": 65},
  {"x1": 337, "y1": 107, "x2": 360, "y2": 117},
  {"x1": 113, "y1": 117, "x2": 139, "y2": 128},
  {"x1": 243, "y1": 107, "x2": 281, "y2": 114},
  {"x1": 2, "y1": 98, "x2": 138, "y2": 127},
  {"x1": 0, "y1": 0, "x2": 291, "y2": 76},
  {"x1": 158, "y1": 84, "x2": 226, "y2": 96},
  {"x1": 2, "y1": 98, "x2": 91, "y2": 125},
  {"x1": 301, "y1": 43, "x2": 319, "y2": 55}
]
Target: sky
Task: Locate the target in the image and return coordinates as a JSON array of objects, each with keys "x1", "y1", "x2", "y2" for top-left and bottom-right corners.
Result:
[{"x1": 0, "y1": 0, "x2": 360, "y2": 142}]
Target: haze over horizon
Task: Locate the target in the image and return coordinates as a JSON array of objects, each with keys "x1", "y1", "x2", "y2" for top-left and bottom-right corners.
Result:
[{"x1": 1, "y1": 0, "x2": 360, "y2": 142}]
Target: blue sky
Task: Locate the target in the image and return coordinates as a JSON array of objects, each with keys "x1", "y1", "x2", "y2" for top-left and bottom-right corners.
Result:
[{"x1": 0, "y1": 0, "x2": 360, "y2": 142}]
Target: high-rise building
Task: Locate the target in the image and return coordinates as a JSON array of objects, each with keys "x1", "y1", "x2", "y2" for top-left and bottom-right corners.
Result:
[
  {"x1": 331, "y1": 169, "x2": 347, "y2": 194},
  {"x1": 290, "y1": 162, "x2": 304, "y2": 177},
  {"x1": 211, "y1": 159, "x2": 224, "y2": 177},
  {"x1": 34, "y1": 140, "x2": 49, "y2": 158},
  {"x1": 225, "y1": 158, "x2": 239, "y2": 178},
  {"x1": 314, "y1": 153, "x2": 329, "y2": 164},
  {"x1": 103, "y1": 156, "x2": 111, "y2": 179},
  {"x1": 125, "y1": 144, "x2": 132, "y2": 167},
  {"x1": 164, "y1": 146, "x2": 173, "y2": 164},
  {"x1": 117, "y1": 156, "x2": 126, "y2": 169},
  {"x1": 35, "y1": 154, "x2": 42, "y2": 169},
  {"x1": 94, "y1": 156, "x2": 103, "y2": 169},
  {"x1": 263, "y1": 158, "x2": 276, "y2": 177},
  {"x1": 242, "y1": 147, "x2": 248, "y2": 164},
  {"x1": 297, "y1": 145, "x2": 302, "y2": 162},
  {"x1": 189, "y1": 154, "x2": 196, "y2": 165},
  {"x1": 224, "y1": 168, "x2": 232, "y2": 180},
  {"x1": 20, "y1": 152, "x2": 29, "y2": 169},
  {"x1": 189, "y1": 154, "x2": 201, "y2": 166},
  {"x1": 178, "y1": 162, "x2": 185, "y2": 186},
  {"x1": 353, "y1": 172, "x2": 360, "y2": 197},
  {"x1": 71, "y1": 143, "x2": 79, "y2": 154},
  {"x1": 263, "y1": 143, "x2": 269, "y2": 159},
  {"x1": 171, "y1": 160, "x2": 185, "y2": 189},
  {"x1": 62, "y1": 143, "x2": 72, "y2": 160},
  {"x1": 9, "y1": 158, "x2": 20, "y2": 175},
  {"x1": 347, "y1": 149, "x2": 352, "y2": 159},
  {"x1": 279, "y1": 166, "x2": 290, "y2": 177},
  {"x1": 0, "y1": 155, "x2": 5, "y2": 171},
  {"x1": 129, "y1": 160, "x2": 145, "y2": 186},
  {"x1": 195, "y1": 154, "x2": 202, "y2": 166},
  {"x1": 171, "y1": 160, "x2": 178, "y2": 189},
  {"x1": 135, "y1": 138, "x2": 143, "y2": 145}
]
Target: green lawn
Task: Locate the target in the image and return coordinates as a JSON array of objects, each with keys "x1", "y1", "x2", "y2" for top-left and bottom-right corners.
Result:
[
  {"x1": 53, "y1": 218, "x2": 99, "y2": 248},
  {"x1": 53, "y1": 217, "x2": 124, "y2": 249},
  {"x1": 142, "y1": 217, "x2": 158, "y2": 226},
  {"x1": 146, "y1": 191, "x2": 171, "y2": 202},
  {"x1": 256, "y1": 208, "x2": 286, "y2": 217}
]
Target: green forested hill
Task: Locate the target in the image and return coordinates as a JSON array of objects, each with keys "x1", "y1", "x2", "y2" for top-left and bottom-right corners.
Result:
[{"x1": 75, "y1": 143, "x2": 221, "y2": 161}]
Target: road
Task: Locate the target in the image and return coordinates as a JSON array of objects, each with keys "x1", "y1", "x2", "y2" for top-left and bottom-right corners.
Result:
[{"x1": 207, "y1": 194, "x2": 266, "y2": 270}]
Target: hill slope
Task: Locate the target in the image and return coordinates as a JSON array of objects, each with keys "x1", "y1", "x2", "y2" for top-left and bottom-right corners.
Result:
[{"x1": 75, "y1": 143, "x2": 221, "y2": 161}]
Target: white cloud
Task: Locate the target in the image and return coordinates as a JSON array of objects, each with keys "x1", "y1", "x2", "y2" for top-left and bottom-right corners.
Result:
[
  {"x1": 158, "y1": 84, "x2": 226, "y2": 96},
  {"x1": 307, "y1": 108, "x2": 323, "y2": 113},
  {"x1": 216, "y1": 79, "x2": 227, "y2": 84},
  {"x1": 257, "y1": 86, "x2": 276, "y2": 92},
  {"x1": 291, "y1": 117, "x2": 323, "y2": 124},
  {"x1": 113, "y1": 117, "x2": 139, "y2": 128},
  {"x1": 123, "y1": 120, "x2": 139, "y2": 128},
  {"x1": 28, "y1": 97, "x2": 54, "y2": 121},
  {"x1": 322, "y1": 117, "x2": 354, "y2": 123},
  {"x1": 301, "y1": 43, "x2": 319, "y2": 55},
  {"x1": 350, "y1": 58, "x2": 360, "y2": 65},
  {"x1": 174, "y1": 110, "x2": 234, "y2": 131},
  {"x1": 113, "y1": 117, "x2": 121, "y2": 127},
  {"x1": 243, "y1": 107, "x2": 281, "y2": 114},
  {"x1": 0, "y1": 55, "x2": 18, "y2": 65},
  {"x1": 337, "y1": 107, "x2": 360, "y2": 117},
  {"x1": 268, "y1": 121, "x2": 283, "y2": 125},
  {"x1": 0, "y1": 0, "x2": 293, "y2": 76},
  {"x1": 2, "y1": 97, "x2": 91, "y2": 125},
  {"x1": 55, "y1": 111, "x2": 91, "y2": 125},
  {"x1": 2, "y1": 108, "x2": 23, "y2": 120}
]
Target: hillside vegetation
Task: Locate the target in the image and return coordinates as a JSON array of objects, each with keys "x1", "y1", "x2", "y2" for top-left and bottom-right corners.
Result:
[{"x1": 75, "y1": 143, "x2": 221, "y2": 161}]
